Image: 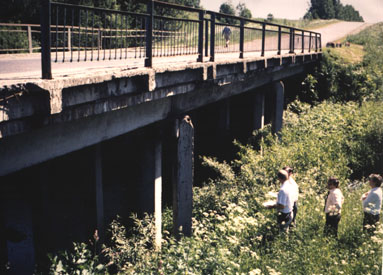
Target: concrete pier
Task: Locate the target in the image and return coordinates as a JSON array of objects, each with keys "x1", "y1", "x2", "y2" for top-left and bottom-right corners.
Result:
[
  {"x1": 272, "y1": 81, "x2": 285, "y2": 134},
  {"x1": 173, "y1": 116, "x2": 194, "y2": 236}
]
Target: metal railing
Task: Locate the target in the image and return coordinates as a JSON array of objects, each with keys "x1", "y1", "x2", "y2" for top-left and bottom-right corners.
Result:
[
  {"x1": 40, "y1": 0, "x2": 321, "y2": 79},
  {"x1": 0, "y1": 23, "x2": 41, "y2": 53}
]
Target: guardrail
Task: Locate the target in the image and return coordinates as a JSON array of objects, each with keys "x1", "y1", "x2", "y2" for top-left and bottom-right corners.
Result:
[{"x1": 39, "y1": 0, "x2": 321, "y2": 79}]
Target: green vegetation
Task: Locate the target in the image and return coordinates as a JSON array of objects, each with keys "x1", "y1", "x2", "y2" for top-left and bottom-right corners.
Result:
[
  {"x1": 302, "y1": 22, "x2": 383, "y2": 104},
  {"x1": 304, "y1": 0, "x2": 363, "y2": 22},
  {"x1": 48, "y1": 23, "x2": 383, "y2": 274}
]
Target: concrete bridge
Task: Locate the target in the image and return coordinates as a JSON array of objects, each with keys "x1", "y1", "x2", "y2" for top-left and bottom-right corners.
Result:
[{"x1": 0, "y1": 1, "x2": 322, "y2": 273}]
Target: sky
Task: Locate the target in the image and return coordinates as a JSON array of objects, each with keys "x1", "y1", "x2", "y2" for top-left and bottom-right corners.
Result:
[{"x1": 199, "y1": 0, "x2": 382, "y2": 23}]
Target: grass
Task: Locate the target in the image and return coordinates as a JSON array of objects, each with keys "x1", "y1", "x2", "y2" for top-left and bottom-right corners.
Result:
[{"x1": 327, "y1": 43, "x2": 365, "y2": 63}]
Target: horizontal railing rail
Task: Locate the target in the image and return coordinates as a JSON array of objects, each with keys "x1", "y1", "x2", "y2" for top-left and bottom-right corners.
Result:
[{"x1": 37, "y1": 0, "x2": 321, "y2": 79}]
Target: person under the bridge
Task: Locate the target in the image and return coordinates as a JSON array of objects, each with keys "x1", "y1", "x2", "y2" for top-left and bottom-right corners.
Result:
[
  {"x1": 266, "y1": 170, "x2": 294, "y2": 233},
  {"x1": 222, "y1": 26, "x2": 232, "y2": 48},
  {"x1": 361, "y1": 174, "x2": 382, "y2": 234},
  {"x1": 283, "y1": 166, "x2": 299, "y2": 227},
  {"x1": 324, "y1": 177, "x2": 344, "y2": 237}
]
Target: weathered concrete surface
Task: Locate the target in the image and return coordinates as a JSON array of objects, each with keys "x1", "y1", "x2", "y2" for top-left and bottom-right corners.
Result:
[
  {"x1": 173, "y1": 115, "x2": 194, "y2": 237},
  {"x1": 0, "y1": 52, "x2": 321, "y2": 176}
]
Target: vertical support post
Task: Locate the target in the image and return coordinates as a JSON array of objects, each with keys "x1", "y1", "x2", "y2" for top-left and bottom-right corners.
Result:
[
  {"x1": 145, "y1": 0, "x2": 153, "y2": 67},
  {"x1": 27, "y1": 26, "x2": 33, "y2": 54},
  {"x1": 67, "y1": 27, "x2": 71, "y2": 53},
  {"x1": 319, "y1": 34, "x2": 322, "y2": 51},
  {"x1": 41, "y1": 0, "x2": 52, "y2": 79},
  {"x1": 173, "y1": 115, "x2": 194, "y2": 237},
  {"x1": 209, "y1": 13, "x2": 215, "y2": 62},
  {"x1": 94, "y1": 144, "x2": 104, "y2": 245},
  {"x1": 308, "y1": 32, "x2": 312, "y2": 53},
  {"x1": 301, "y1": 30, "x2": 304, "y2": 53},
  {"x1": 315, "y1": 33, "x2": 318, "y2": 52},
  {"x1": 253, "y1": 91, "x2": 265, "y2": 130},
  {"x1": 277, "y1": 26, "x2": 281, "y2": 55},
  {"x1": 239, "y1": 19, "x2": 244, "y2": 58},
  {"x1": 204, "y1": 19, "x2": 209, "y2": 57},
  {"x1": 197, "y1": 10, "x2": 204, "y2": 62},
  {"x1": 289, "y1": 28, "x2": 294, "y2": 54},
  {"x1": 154, "y1": 139, "x2": 162, "y2": 250},
  {"x1": 261, "y1": 23, "x2": 265, "y2": 57},
  {"x1": 272, "y1": 81, "x2": 284, "y2": 135}
]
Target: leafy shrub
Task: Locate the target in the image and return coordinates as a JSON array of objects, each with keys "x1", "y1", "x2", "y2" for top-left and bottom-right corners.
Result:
[{"x1": 49, "y1": 100, "x2": 383, "y2": 274}]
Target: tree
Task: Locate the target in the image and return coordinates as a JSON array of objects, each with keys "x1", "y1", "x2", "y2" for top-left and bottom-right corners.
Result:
[
  {"x1": 219, "y1": 1, "x2": 236, "y2": 24},
  {"x1": 304, "y1": 0, "x2": 363, "y2": 22},
  {"x1": 236, "y1": 2, "x2": 252, "y2": 19}
]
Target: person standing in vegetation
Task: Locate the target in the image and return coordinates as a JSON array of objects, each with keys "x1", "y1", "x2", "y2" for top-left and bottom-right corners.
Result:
[
  {"x1": 361, "y1": 174, "x2": 382, "y2": 233},
  {"x1": 283, "y1": 166, "x2": 298, "y2": 227},
  {"x1": 324, "y1": 177, "x2": 344, "y2": 237},
  {"x1": 267, "y1": 170, "x2": 294, "y2": 233}
]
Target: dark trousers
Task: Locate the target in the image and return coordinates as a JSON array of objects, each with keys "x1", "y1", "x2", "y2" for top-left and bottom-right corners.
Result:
[
  {"x1": 363, "y1": 212, "x2": 380, "y2": 233},
  {"x1": 277, "y1": 212, "x2": 292, "y2": 233},
  {"x1": 292, "y1": 202, "x2": 298, "y2": 225},
  {"x1": 324, "y1": 213, "x2": 341, "y2": 237}
]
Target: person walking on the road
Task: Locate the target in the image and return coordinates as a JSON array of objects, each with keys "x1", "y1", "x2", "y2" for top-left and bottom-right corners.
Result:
[{"x1": 222, "y1": 26, "x2": 231, "y2": 48}]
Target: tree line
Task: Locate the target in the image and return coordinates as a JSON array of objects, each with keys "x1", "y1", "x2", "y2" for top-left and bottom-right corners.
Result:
[
  {"x1": 304, "y1": 0, "x2": 363, "y2": 22},
  {"x1": 0, "y1": 0, "x2": 201, "y2": 24}
]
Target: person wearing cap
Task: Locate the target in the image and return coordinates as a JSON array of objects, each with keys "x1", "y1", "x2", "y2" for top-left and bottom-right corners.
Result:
[
  {"x1": 324, "y1": 177, "x2": 344, "y2": 237},
  {"x1": 283, "y1": 166, "x2": 298, "y2": 227},
  {"x1": 267, "y1": 170, "x2": 294, "y2": 233},
  {"x1": 361, "y1": 174, "x2": 382, "y2": 233}
]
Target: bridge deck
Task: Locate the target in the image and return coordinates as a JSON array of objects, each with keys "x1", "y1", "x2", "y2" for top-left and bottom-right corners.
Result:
[{"x1": 0, "y1": 49, "x2": 316, "y2": 87}]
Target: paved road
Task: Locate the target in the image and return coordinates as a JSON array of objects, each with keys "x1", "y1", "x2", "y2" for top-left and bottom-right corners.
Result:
[
  {"x1": 310, "y1": 21, "x2": 370, "y2": 46},
  {"x1": 0, "y1": 21, "x2": 370, "y2": 86}
]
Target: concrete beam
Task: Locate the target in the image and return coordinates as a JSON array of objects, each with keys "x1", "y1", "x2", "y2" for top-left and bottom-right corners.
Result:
[
  {"x1": 253, "y1": 91, "x2": 265, "y2": 130},
  {"x1": 94, "y1": 144, "x2": 104, "y2": 244},
  {"x1": 0, "y1": 62, "x2": 312, "y2": 177},
  {"x1": 173, "y1": 115, "x2": 194, "y2": 237},
  {"x1": 272, "y1": 81, "x2": 284, "y2": 134},
  {"x1": 154, "y1": 139, "x2": 162, "y2": 250}
]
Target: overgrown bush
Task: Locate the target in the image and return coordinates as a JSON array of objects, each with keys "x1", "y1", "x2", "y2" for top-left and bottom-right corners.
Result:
[{"x1": 49, "y1": 100, "x2": 383, "y2": 274}]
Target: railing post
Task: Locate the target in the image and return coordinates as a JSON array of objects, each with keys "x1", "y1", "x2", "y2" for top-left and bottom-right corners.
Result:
[
  {"x1": 197, "y1": 10, "x2": 204, "y2": 62},
  {"x1": 261, "y1": 23, "x2": 265, "y2": 57},
  {"x1": 68, "y1": 27, "x2": 72, "y2": 53},
  {"x1": 315, "y1": 33, "x2": 318, "y2": 52},
  {"x1": 308, "y1": 32, "x2": 312, "y2": 53},
  {"x1": 27, "y1": 26, "x2": 33, "y2": 54},
  {"x1": 209, "y1": 13, "x2": 215, "y2": 62},
  {"x1": 319, "y1": 34, "x2": 322, "y2": 51},
  {"x1": 41, "y1": 0, "x2": 52, "y2": 79},
  {"x1": 301, "y1": 30, "x2": 304, "y2": 53},
  {"x1": 145, "y1": 0, "x2": 154, "y2": 67},
  {"x1": 289, "y1": 28, "x2": 294, "y2": 54},
  {"x1": 239, "y1": 19, "x2": 244, "y2": 58},
  {"x1": 204, "y1": 19, "x2": 209, "y2": 57},
  {"x1": 277, "y1": 26, "x2": 281, "y2": 55}
]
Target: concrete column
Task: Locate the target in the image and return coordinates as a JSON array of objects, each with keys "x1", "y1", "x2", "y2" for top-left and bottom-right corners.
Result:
[
  {"x1": 3, "y1": 190, "x2": 35, "y2": 274},
  {"x1": 154, "y1": 140, "x2": 162, "y2": 249},
  {"x1": 94, "y1": 144, "x2": 104, "y2": 244},
  {"x1": 272, "y1": 81, "x2": 285, "y2": 134},
  {"x1": 173, "y1": 115, "x2": 194, "y2": 237},
  {"x1": 253, "y1": 91, "x2": 265, "y2": 130}
]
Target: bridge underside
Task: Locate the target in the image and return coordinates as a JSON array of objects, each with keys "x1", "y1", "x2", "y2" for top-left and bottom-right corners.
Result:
[{"x1": 0, "y1": 52, "x2": 320, "y2": 272}]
